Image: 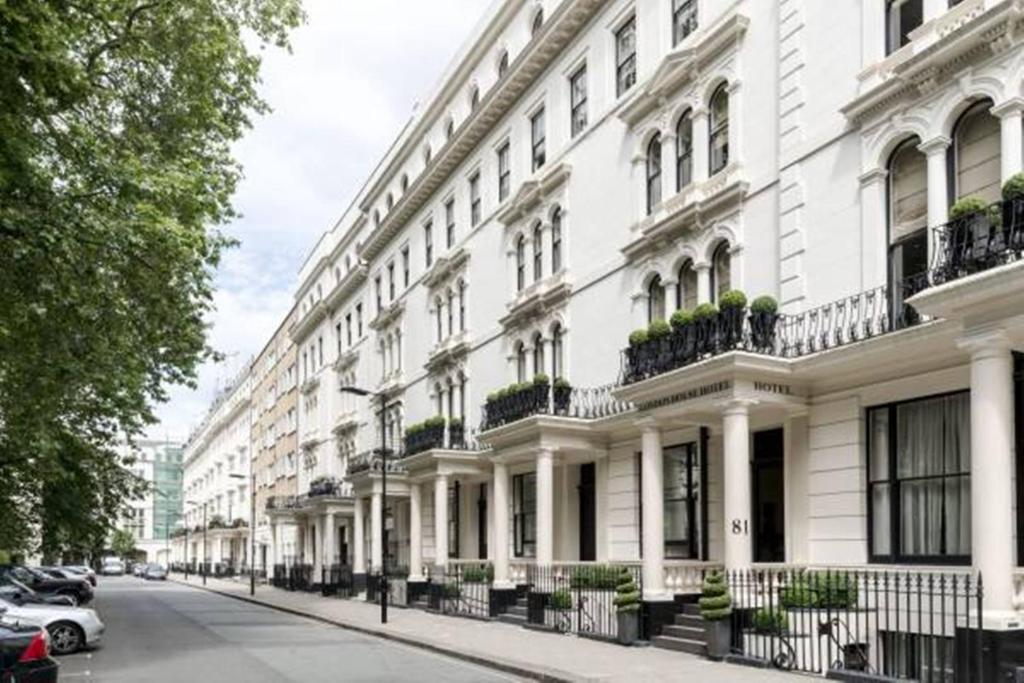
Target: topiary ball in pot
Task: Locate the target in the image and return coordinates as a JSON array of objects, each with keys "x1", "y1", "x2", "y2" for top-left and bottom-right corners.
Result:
[
  {"x1": 692, "y1": 303, "x2": 719, "y2": 321},
  {"x1": 647, "y1": 318, "x2": 671, "y2": 340},
  {"x1": 718, "y1": 289, "x2": 748, "y2": 311},
  {"x1": 628, "y1": 329, "x2": 649, "y2": 347},
  {"x1": 670, "y1": 309, "x2": 693, "y2": 330},
  {"x1": 533, "y1": 373, "x2": 550, "y2": 386},
  {"x1": 1002, "y1": 172, "x2": 1024, "y2": 202},
  {"x1": 949, "y1": 196, "x2": 991, "y2": 220},
  {"x1": 750, "y1": 295, "x2": 778, "y2": 315}
]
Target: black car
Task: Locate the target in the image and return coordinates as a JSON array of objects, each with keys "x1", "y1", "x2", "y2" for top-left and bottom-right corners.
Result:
[
  {"x1": 0, "y1": 565, "x2": 92, "y2": 606},
  {"x1": 0, "y1": 619, "x2": 59, "y2": 683},
  {"x1": 0, "y1": 581, "x2": 75, "y2": 607}
]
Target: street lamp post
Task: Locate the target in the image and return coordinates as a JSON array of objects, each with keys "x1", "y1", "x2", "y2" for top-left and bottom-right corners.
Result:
[
  {"x1": 229, "y1": 471, "x2": 256, "y2": 596},
  {"x1": 341, "y1": 385, "x2": 390, "y2": 625}
]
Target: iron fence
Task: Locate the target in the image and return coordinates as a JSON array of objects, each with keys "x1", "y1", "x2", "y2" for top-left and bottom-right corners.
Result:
[
  {"x1": 523, "y1": 564, "x2": 641, "y2": 641},
  {"x1": 931, "y1": 197, "x2": 1024, "y2": 286},
  {"x1": 429, "y1": 562, "x2": 494, "y2": 619},
  {"x1": 321, "y1": 563, "x2": 353, "y2": 598},
  {"x1": 480, "y1": 383, "x2": 634, "y2": 432},
  {"x1": 724, "y1": 568, "x2": 983, "y2": 681}
]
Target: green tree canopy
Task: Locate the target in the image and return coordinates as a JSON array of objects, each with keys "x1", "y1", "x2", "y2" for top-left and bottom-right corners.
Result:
[{"x1": 0, "y1": 0, "x2": 302, "y2": 558}]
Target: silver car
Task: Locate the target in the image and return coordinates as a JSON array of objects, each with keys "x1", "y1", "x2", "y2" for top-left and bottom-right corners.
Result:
[{"x1": 0, "y1": 596, "x2": 105, "y2": 655}]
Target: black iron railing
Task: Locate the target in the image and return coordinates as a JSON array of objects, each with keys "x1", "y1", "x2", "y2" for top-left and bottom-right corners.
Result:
[
  {"x1": 266, "y1": 495, "x2": 300, "y2": 511},
  {"x1": 321, "y1": 563, "x2": 353, "y2": 598},
  {"x1": 429, "y1": 562, "x2": 494, "y2": 619},
  {"x1": 724, "y1": 568, "x2": 983, "y2": 680},
  {"x1": 480, "y1": 383, "x2": 634, "y2": 432},
  {"x1": 523, "y1": 563, "x2": 642, "y2": 641},
  {"x1": 930, "y1": 197, "x2": 1024, "y2": 287},
  {"x1": 347, "y1": 449, "x2": 405, "y2": 475},
  {"x1": 403, "y1": 421, "x2": 474, "y2": 456},
  {"x1": 621, "y1": 283, "x2": 927, "y2": 386}
]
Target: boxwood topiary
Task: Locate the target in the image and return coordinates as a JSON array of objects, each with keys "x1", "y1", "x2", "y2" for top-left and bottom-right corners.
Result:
[
  {"x1": 670, "y1": 309, "x2": 694, "y2": 330},
  {"x1": 533, "y1": 373, "x2": 550, "y2": 386},
  {"x1": 750, "y1": 295, "x2": 779, "y2": 315},
  {"x1": 1003, "y1": 172, "x2": 1024, "y2": 202},
  {"x1": 613, "y1": 568, "x2": 641, "y2": 613},
  {"x1": 699, "y1": 570, "x2": 732, "y2": 621},
  {"x1": 752, "y1": 607, "x2": 788, "y2": 634},
  {"x1": 549, "y1": 589, "x2": 573, "y2": 610},
  {"x1": 648, "y1": 319, "x2": 671, "y2": 339},
  {"x1": 629, "y1": 329, "x2": 649, "y2": 346},
  {"x1": 693, "y1": 303, "x2": 719, "y2": 321},
  {"x1": 719, "y1": 290, "x2": 747, "y2": 311},
  {"x1": 949, "y1": 196, "x2": 991, "y2": 220},
  {"x1": 553, "y1": 377, "x2": 571, "y2": 389}
]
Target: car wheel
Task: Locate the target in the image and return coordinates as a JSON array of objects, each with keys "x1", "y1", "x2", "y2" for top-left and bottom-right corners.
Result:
[{"x1": 48, "y1": 621, "x2": 84, "y2": 655}]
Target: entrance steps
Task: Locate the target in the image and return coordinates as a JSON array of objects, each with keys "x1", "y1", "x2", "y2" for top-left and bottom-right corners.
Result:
[
  {"x1": 496, "y1": 597, "x2": 528, "y2": 626},
  {"x1": 651, "y1": 603, "x2": 707, "y2": 657}
]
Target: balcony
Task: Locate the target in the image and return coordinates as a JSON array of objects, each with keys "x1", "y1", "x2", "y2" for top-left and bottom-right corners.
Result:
[
  {"x1": 347, "y1": 449, "x2": 405, "y2": 476},
  {"x1": 402, "y1": 418, "x2": 472, "y2": 457},
  {"x1": 480, "y1": 379, "x2": 633, "y2": 433},
  {"x1": 928, "y1": 197, "x2": 1024, "y2": 288}
]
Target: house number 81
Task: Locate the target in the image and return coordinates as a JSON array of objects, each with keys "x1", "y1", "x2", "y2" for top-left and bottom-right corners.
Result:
[{"x1": 731, "y1": 519, "x2": 749, "y2": 535}]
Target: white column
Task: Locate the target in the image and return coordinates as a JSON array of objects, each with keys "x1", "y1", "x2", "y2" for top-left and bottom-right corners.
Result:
[
  {"x1": 959, "y1": 332, "x2": 1016, "y2": 620},
  {"x1": 353, "y1": 498, "x2": 365, "y2": 573},
  {"x1": 492, "y1": 462, "x2": 511, "y2": 587},
  {"x1": 726, "y1": 82, "x2": 742, "y2": 169},
  {"x1": 859, "y1": 169, "x2": 889, "y2": 290},
  {"x1": 409, "y1": 482, "x2": 423, "y2": 580},
  {"x1": 784, "y1": 415, "x2": 810, "y2": 564},
  {"x1": 994, "y1": 99, "x2": 1024, "y2": 183},
  {"x1": 270, "y1": 522, "x2": 278, "y2": 572},
  {"x1": 661, "y1": 130, "x2": 677, "y2": 200},
  {"x1": 325, "y1": 511, "x2": 336, "y2": 567},
  {"x1": 434, "y1": 473, "x2": 449, "y2": 568},
  {"x1": 315, "y1": 515, "x2": 325, "y2": 569},
  {"x1": 370, "y1": 492, "x2": 383, "y2": 571},
  {"x1": 692, "y1": 108, "x2": 710, "y2": 185},
  {"x1": 722, "y1": 400, "x2": 754, "y2": 569},
  {"x1": 536, "y1": 448, "x2": 554, "y2": 565},
  {"x1": 640, "y1": 420, "x2": 667, "y2": 599},
  {"x1": 695, "y1": 263, "x2": 711, "y2": 304},
  {"x1": 920, "y1": 136, "x2": 950, "y2": 265}
]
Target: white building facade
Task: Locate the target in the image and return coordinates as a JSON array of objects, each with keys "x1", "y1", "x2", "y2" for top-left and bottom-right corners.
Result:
[{"x1": 253, "y1": 0, "x2": 1024, "y2": 675}]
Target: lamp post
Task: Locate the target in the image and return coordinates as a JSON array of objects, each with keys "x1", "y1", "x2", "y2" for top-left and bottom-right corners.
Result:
[
  {"x1": 229, "y1": 471, "x2": 256, "y2": 596},
  {"x1": 340, "y1": 385, "x2": 390, "y2": 625}
]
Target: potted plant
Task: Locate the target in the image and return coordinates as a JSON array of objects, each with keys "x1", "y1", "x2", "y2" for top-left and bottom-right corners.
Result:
[
  {"x1": 552, "y1": 377, "x2": 572, "y2": 414},
  {"x1": 749, "y1": 295, "x2": 779, "y2": 351},
  {"x1": 647, "y1": 319, "x2": 672, "y2": 374},
  {"x1": 545, "y1": 589, "x2": 574, "y2": 632},
  {"x1": 718, "y1": 290, "x2": 747, "y2": 349},
  {"x1": 613, "y1": 568, "x2": 641, "y2": 645},
  {"x1": 752, "y1": 607, "x2": 787, "y2": 635},
  {"x1": 699, "y1": 570, "x2": 733, "y2": 660},
  {"x1": 692, "y1": 303, "x2": 719, "y2": 355},
  {"x1": 949, "y1": 196, "x2": 1000, "y2": 271},
  {"x1": 1002, "y1": 172, "x2": 1024, "y2": 238},
  {"x1": 670, "y1": 309, "x2": 697, "y2": 363},
  {"x1": 447, "y1": 416, "x2": 464, "y2": 448}
]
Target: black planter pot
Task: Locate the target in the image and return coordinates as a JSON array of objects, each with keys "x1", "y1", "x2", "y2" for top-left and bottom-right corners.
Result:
[
  {"x1": 672, "y1": 324, "x2": 697, "y2": 365},
  {"x1": 448, "y1": 423, "x2": 465, "y2": 448},
  {"x1": 718, "y1": 307, "x2": 745, "y2": 350},
  {"x1": 552, "y1": 385, "x2": 571, "y2": 414},
  {"x1": 748, "y1": 311, "x2": 779, "y2": 352},
  {"x1": 695, "y1": 317, "x2": 718, "y2": 355}
]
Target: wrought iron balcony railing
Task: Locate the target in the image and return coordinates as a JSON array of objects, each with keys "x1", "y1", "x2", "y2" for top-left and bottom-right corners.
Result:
[
  {"x1": 929, "y1": 197, "x2": 1024, "y2": 287},
  {"x1": 480, "y1": 382, "x2": 634, "y2": 432},
  {"x1": 347, "y1": 449, "x2": 406, "y2": 475}
]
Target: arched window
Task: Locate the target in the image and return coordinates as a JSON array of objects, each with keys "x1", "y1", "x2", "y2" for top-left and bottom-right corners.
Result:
[
  {"x1": 952, "y1": 100, "x2": 1000, "y2": 204},
  {"x1": 458, "y1": 373, "x2": 467, "y2": 420},
  {"x1": 424, "y1": 145, "x2": 432, "y2": 165},
  {"x1": 710, "y1": 243, "x2": 731, "y2": 303},
  {"x1": 435, "y1": 297, "x2": 444, "y2": 342},
  {"x1": 888, "y1": 137, "x2": 928, "y2": 319},
  {"x1": 531, "y1": 8, "x2": 544, "y2": 37},
  {"x1": 551, "y1": 323, "x2": 564, "y2": 379},
  {"x1": 445, "y1": 118, "x2": 455, "y2": 141},
  {"x1": 646, "y1": 134, "x2": 662, "y2": 215},
  {"x1": 532, "y1": 333, "x2": 545, "y2": 376},
  {"x1": 551, "y1": 208, "x2": 563, "y2": 272},
  {"x1": 446, "y1": 289, "x2": 454, "y2": 336},
  {"x1": 458, "y1": 280, "x2": 466, "y2": 331},
  {"x1": 515, "y1": 342, "x2": 527, "y2": 382},
  {"x1": 515, "y1": 235, "x2": 526, "y2": 291},
  {"x1": 469, "y1": 86, "x2": 480, "y2": 112},
  {"x1": 497, "y1": 50, "x2": 509, "y2": 78},
  {"x1": 676, "y1": 260, "x2": 698, "y2": 311},
  {"x1": 373, "y1": 209, "x2": 381, "y2": 227},
  {"x1": 447, "y1": 377, "x2": 455, "y2": 419},
  {"x1": 676, "y1": 111, "x2": 693, "y2": 191},
  {"x1": 400, "y1": 174, "x2": 409, "y2": 193},
  {"x1": 648, "y1": 275, "x2": 666, "y2": 323},
  {"x1": 532, "y1": 223, "x2": 543, "y2": 282},
  {"x1": 709, "y1": 84, "x2": 729, "y2": 175}
]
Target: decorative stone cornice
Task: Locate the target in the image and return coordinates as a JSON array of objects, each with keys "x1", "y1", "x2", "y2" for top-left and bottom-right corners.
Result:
[
  {"x1": 422, "y1": 246, "x2": 470, "y2": 291},
  {"x1": 496, "y1": 163, "x2": 572, "y2": 227},
  {"x1": 425, "y1": 333, "x2": 471, "y2": 374},
  {"x1": 368, "y1": 299, "x2": 405, "y2": 332},
  {"x1": 324, "y1": 263, "x2": 368, "y2": 313},
  {"x1": 499, "y1": 272, "x2": 572, "y2": 332},
  {"x1": 290, "y1": 300, "x2": 328, "y2": 344}
]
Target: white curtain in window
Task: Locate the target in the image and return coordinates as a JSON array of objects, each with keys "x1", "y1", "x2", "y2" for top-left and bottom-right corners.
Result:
[
  {"x1": 890, "y1": 140, "x2": 927, "y2": 242},
  {"x1": 955, "y1": 103, "x2": 1001, "y2": 204}
]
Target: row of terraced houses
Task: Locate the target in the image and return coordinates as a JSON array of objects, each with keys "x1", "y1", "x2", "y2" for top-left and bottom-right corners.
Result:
[{"x1": 173, "y1": 0, "x2": 1024, "y2": 678}]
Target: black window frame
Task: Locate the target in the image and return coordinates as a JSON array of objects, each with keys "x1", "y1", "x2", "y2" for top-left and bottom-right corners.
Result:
[
  {"x1": 664, "y1": 442, "x2": 700, "y2": 559},
  {"x1": 672, "y1": 0, "x2": 699, "y2": 46},
  {"x1": 531, "y1": 107, "x2": 546, "y2": 172},
  {"x1": 646, "y1": 134, "x2": 662, "y2": 215},
  {"x1": 676, "y1": 111, "x2": 693, "y2": 191},
  {"x1": 469, "y1": 172, "x2": 481, "y2": 227},
  {"x1": 445, "y1": 198, "x2": 456, "y2": 248},
  {"x1": 866, "y1": 390, "x2": 972, "y2": 566},
  {"x1": 448, "y1": 480, "x2": 461, "y2": 558},
  {"x1": 498, "y1": 142, "x2": 511, "y2": 201},
  {"x1": 570, "y1": 64, "x2": 588, "y2": 137},
  {"x1": 616, "y1": 17, "x2": 637, "y2": 98},
  {"x1": 512, "y1": 472, "x2": 536, "y2": 558},
  {"x1": 424, "y1": 221, "x2": 433, "y2": 267}
]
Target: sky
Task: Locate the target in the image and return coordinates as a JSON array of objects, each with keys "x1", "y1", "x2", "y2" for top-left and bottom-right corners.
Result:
[{"x1": 149, "y1": 0, "x2": 494, "y2": 443}]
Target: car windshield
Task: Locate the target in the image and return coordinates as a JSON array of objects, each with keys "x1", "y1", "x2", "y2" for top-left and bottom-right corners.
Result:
[
  {"x1": 3, "y1": 579, "x2": 36, "y2": 596},
  {"x1": 24, "y1": 567, "x2": 49, "y2": 580}
]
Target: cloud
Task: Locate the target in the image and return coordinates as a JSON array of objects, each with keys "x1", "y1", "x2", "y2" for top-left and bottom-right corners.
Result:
[{"x1": 149, "y1": 0, "x2": 493, "y2": 441}]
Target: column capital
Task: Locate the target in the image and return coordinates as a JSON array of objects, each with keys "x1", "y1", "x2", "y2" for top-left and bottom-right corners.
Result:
[
  {"x1": 718, "y1": 397, "x2": 758, "y2": 417},
  {"x1": 918, "y1": 135, "x2": 951, "y2": 155},
  {"x1": 957, "y1": 327, "x2": 1012, "y2": 358},
  {"x1": 859, "y1": 167, "x2": 888, "y2": 187},
  {"x1": 634, "y1": 416, "x2": 661, "y2": 434},
  {"x1": 991, "y1": 97, "x2": 1024, "y2": 118}
]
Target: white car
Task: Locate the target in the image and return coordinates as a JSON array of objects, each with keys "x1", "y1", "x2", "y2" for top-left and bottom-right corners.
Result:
[
  {"x1": 0, "y1": 596, "x2": 104, "y2": 655},
  {"x1": 101, "y1": 558, "x2": 124, "y2": 576}
]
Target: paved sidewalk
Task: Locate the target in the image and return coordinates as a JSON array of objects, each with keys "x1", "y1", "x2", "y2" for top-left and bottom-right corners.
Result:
[{"x1": 172, "y1": 575, "x2": 796, "y2": 682}]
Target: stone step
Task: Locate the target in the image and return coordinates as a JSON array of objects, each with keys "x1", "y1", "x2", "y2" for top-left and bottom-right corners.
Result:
[
  {"x1": 652, "y1": 635, "x2": 707, "y2": 657},
  {"x1": 674, "y1": 614, "x2": 705, "y2": 629},
  {"x1": 504, "y1": 605, "x2": 528, "y2": 617},
  {"x1": 497, "y1": 613, "x2": 527, "y2": 626},
  {"x1": 662, "y1": 624, "x2": 706, "y2": 640},
  {"x1": 681, "y1": 602, "x2": 701, "y2": 616}
]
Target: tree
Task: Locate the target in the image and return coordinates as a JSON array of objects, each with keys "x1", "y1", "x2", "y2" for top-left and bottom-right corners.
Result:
[
  {"x1": 111, "y1": 529, "x2": 137, "y2": 560},
  {"x1": 0, "y1": 0, "x2": 303, "y2": 556}
]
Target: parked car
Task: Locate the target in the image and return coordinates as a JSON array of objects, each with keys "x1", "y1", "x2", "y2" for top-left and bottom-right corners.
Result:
[
  {"x1": 142, "y1": 564, "x2": 167, "y2": 581},
  {"x1": 0, "y1": 596, "x2": 104, "y2": 655},
  {"x1": 0, "y1": 618, "x2": 58, "y2": 683},
  {"x1": 132, "y1": 563, "x2": 146, "y2": 578},
  {"x1": 56, "y1": 565, "x2": 97, "y2": 587},
  {"x1": 0, "y1": 581, "x2": 76, "y2": 607},
  {"x1": 101, "y1": 558, "x2": 125, "y2": 576},
  {"x1": 0, "y1": 565, "x2": 93, "y2": 606}
]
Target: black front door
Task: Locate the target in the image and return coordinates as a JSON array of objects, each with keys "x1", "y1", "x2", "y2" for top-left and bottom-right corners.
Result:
[
  {"x1": 578, "y1": 463, "x2": 596, "y2": 561},
  {"x1": 752, "y1": 428, "x2": 785, "y2": 563},
  {"x1": 477, "y1": 484, "x2": 488, "y2": 559}
]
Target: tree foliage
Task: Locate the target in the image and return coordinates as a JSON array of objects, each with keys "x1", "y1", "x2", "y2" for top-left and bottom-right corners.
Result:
[
  {"x1": 0, "y1": 0, "x2": 303, "y2": 557},
  {"x1": 110, "y1": 529, "x2": 137, "y2": 559}
]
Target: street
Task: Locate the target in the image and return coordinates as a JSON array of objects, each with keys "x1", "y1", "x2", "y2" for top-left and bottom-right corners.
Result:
[{"x1": 58, "y1": 577, "x2": 519, "y2": 682}]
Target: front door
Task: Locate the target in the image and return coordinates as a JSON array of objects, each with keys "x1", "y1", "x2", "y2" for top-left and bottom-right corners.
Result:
[
  {"x1": 477, "y1": 484, "x2": 488, "y2": 559},
  {"x1": 752, "y1": 428, "x2": 785, "y2": 563},
  {"x1": 578, "y1": 463, "x2": 596, "y2": 561}
]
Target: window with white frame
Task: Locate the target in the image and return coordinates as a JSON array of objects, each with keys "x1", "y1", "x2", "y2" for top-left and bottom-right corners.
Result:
[
  {"x1": 498, "y1": 142, "x2": 511, "y2": 201},
  {"x1": 616, "y1": 17, "x2": 637, "y2": 97},
  {"x1": 646, "y1": 134, "x2": 663, "y2": 215},
  {"x1": 676, "y1": 111, "x2": 693, "y2": 191},
  {"x1": 551, "y1": 208, "x2": 563, "y2": 272},
  {"x1": 886, "y1": 0, "x2": 923, "y2": 55},
  {"x1": 424, "y1": 221, "x2": 434, "y2": 267},
  {"x1": 531, "y1": 107, "x2": 546, "y2": 171},
  {"x1": 570, "y1": 64, "x2": 587, "y2": 137},
  {"x1": 672, "y1": 0, "x2": 698, "y2": 46},
  {"x1": 709, "y1": 84, "x2": 729, "y2": 175},
  {"x1": 470, "y1": 173, "x2": 481, "y2": 227},
  {"x1": 445, "y1": 198, "x2": 456, "y2": 248},
  {"x1": 532, "y1": 223, "x2": 543, "y2": 282}
]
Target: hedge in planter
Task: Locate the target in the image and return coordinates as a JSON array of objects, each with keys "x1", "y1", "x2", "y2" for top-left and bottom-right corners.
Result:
[
  {"x1": 778, "y1": 571, "x2": 858, "y2": 609},
  {"x1": 549, "y1": 589, "x2": 573, "y2": 610},
  {"x1": 613, "y1": 568, "x2": 641, "y2": 645},
  {"x1": 1003, "y1": 172, "x2": 1024, "y2": 238},
  {"x1": 699, "y1": 570, "x2": 733, "y2": 659},
  {"x1": 749, "y1": 295, "x2": 779, "y2": 351},
  {"x1": 461, "y1": 565, "x2": 493, "y2": 583},
  {"x1": 569, "y1": 564, "x2": 619, "y2": 590},
  {"x1": 752, "y1": 607, "x2": 788, "y2": 635}
]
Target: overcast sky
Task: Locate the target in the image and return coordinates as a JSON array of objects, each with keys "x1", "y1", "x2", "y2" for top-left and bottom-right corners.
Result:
[{"x1": 149, "y1": 0, "x2": 494, "y2": 442}]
